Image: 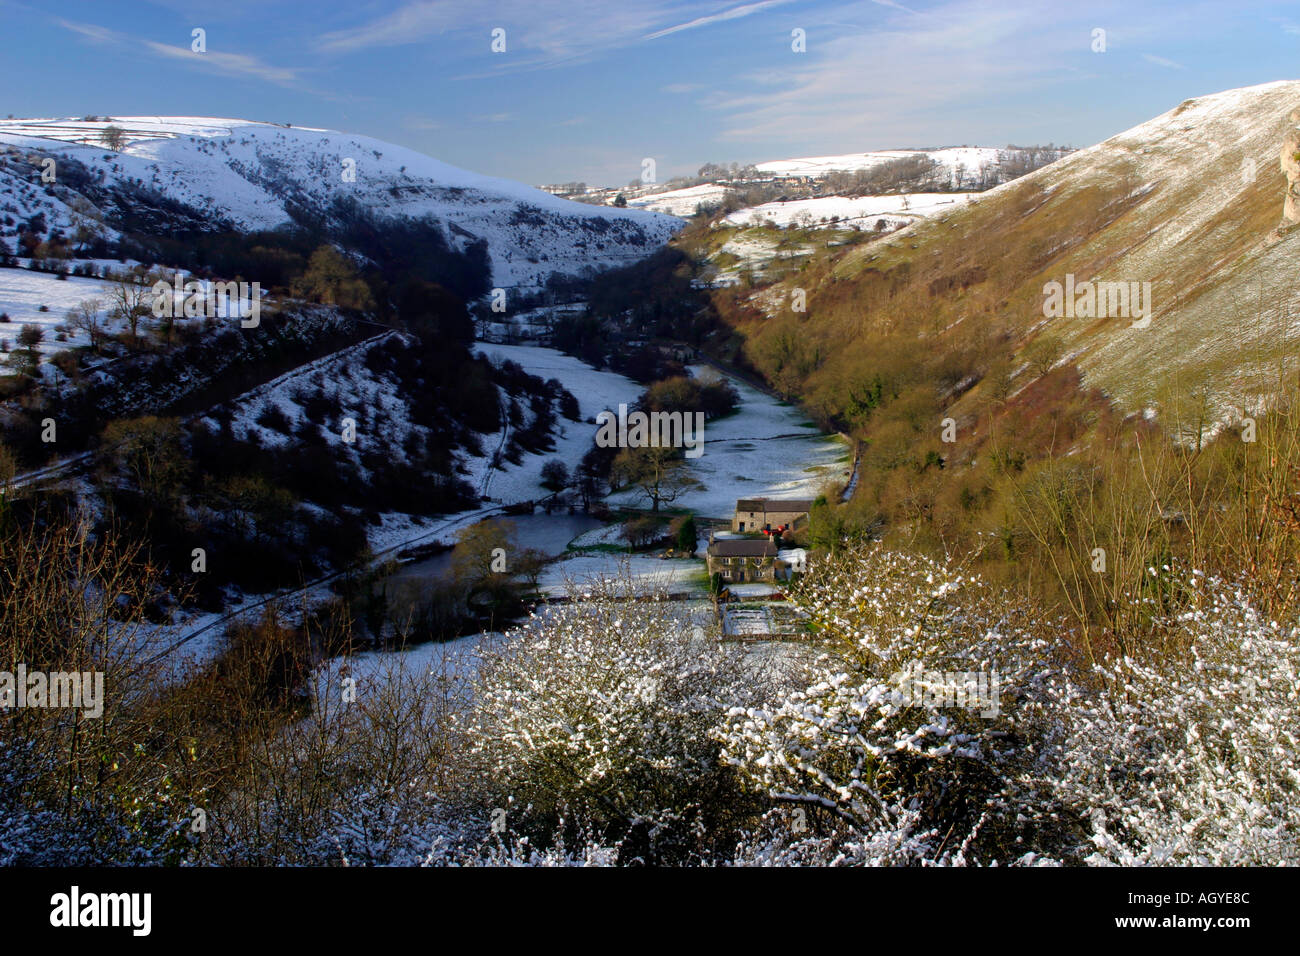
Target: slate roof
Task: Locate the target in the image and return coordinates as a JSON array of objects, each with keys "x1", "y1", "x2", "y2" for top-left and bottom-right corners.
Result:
[
  {"x1": 708, "y1": 539, "x2": 778, "y2": 557},
  {"x1": 734, "y1": 498, "x2": 816, "y2": 514}
]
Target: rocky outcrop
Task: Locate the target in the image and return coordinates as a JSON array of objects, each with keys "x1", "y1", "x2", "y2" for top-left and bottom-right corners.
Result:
[{"x1": 1283, "y1": 108, "x2": 1300, "y2": 224}]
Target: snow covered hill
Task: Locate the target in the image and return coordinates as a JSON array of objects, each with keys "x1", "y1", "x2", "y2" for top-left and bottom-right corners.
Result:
[{"x1": 0, "y1": 116, "x2": 681, "y2": 290}]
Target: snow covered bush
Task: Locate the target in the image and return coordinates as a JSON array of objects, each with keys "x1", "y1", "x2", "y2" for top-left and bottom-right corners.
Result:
[
  {"x1": 450, "y1": 578, "x2": 797, "y2": 865},
  {"x1": 1048, "y1": 576, "x2": 1300, "y2": 865},
  {"x1": 720, "y1": 546, "x2": 1300, "y2": 866},
  {"x1": 718, "y1": 547, "x2": 1075, "y2": 865}
]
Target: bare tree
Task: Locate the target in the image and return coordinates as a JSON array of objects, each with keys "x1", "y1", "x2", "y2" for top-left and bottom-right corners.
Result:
[
  {"x1": 108, "y1": 276, "x2": 152, "y2": 341},
  {"x1": 66, "y1": 297, "x2": 105, "y2": 351},
  {"x1": 615, "y1": 445, "x2": 695, "y2": 512}
]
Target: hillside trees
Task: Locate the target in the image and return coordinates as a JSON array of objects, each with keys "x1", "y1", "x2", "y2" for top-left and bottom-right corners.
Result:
[
  {"x1": 101, "y1": 416, "x2": 189, "y2": 504},
  {"x1": 640, "y1": 375, "x2": 738, "y2": 420},
  {"x1": 292, "y1": 246, "x2": 376, "y2": 312}
]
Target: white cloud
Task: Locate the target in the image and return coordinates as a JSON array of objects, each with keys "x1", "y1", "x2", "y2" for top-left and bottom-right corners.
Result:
[
  {"x1": 315, "y1": 0, "x2": 455, "y2": 54},
  {"x1": 404, "y1": 116, "x2": 443, "y2": 131}
]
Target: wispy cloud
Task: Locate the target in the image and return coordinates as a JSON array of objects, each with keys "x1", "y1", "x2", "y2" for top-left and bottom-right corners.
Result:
[
  {"x1": 702, "y1": 0, "x2": 1195, "y2": 147},
  {"x1": 403, "y1": 116, "x2": 443, "y2": 131},
  {"x1": 315, "y1": 1, "x2": 455, "y2": 54},
  {"x1": 315, "y1": 0, "x2": 794, "y2": 75},
  {"x1": 58, "y1": 20, "x2": 118, "y2": 44},
  {"x1": 142, "y1": 40, "x2": 300, "y2": 84},
  {"x1": 642, "y1": 0, "x2": 794, "y2": 41},
  {"x1": 1142, "y1": 52, "x2": 1185, "y2": 69},
  {"x1": 60, "y1": 18, "x2": 302, "y2": 86},
  {"x1": 869, "y1": 0, "x2": 926, "y2": 15}
]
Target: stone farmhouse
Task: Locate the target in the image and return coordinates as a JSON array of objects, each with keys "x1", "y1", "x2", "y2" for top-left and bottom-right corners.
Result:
[
  {"x1": 706, "y1": 539, "x2": 808, "y2": 584},
  {"x1": 706, "y1": 537, "x2": 779, "y2": 584},
  {"x1": 731, "y1": 498, "x2": 814, "y2": 534}
]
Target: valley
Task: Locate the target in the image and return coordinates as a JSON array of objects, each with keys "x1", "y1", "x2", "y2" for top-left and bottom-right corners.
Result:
[{"x1": 4, "y1": 77, "x2": 1299, "y2": 871}]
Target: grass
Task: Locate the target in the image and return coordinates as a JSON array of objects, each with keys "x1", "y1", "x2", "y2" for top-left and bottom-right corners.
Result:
[{"x1": 567, "y1": 542, "x2": 631, "y2": 555}]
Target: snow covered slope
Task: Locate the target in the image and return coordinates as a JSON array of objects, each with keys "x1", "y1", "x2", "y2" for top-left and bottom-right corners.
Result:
[
  {"x1": 0, "y1": 116, "x2": 681, "y2": 289},
  {"x1": 963, "y1": 80, "x2": 1300, "y2": 422},
  {"x1": 628, "y1": 183, "x2": 734, "y2": 216},
  {"x1": 754, "y1": 80, "x2": 1300, "y2": 433},
  {"x1": 724, "y1": 192, "x2": 976, "y2": 229},
  {"x1": 756, "y1": 145, "x2": 1071, "y2": 190}
]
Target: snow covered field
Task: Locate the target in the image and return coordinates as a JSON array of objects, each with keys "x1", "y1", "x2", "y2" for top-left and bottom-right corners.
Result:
[
  {"x1": 472, "y1": 343, "x2": 642, "y2": 419},
  {"x1": 755, "y1": 146, "x2": 1069, "y2": 189},
  {"x1": 723, "y1": 192, "x2": 974, "y2": 230},
  {"x1": 0, "y1": 267, "x2": 121, "y2": 363},
  {"x1": 607, "y1": 364, "x2": 848, "y2": 518},
  {"x1": 628, "y1": 183, "x2": 732, "y2": 216},
  {"x1": 482, "y1": 343, "x2": 849, "y2": 521},
  {"x1": 472, "y1": 345, "x2": 849, "y2": 520},
  {"x1": 329, "y1": 630, "x2": 489, "y2": 689},
  {"x1": 537, "y1": 552, "x2": 705, "y2": 597}
]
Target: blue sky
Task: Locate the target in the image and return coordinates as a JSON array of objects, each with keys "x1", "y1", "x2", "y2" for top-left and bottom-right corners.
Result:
[{"x1": 4, "y1": 0, "x2": 1300, "y2": 186}]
